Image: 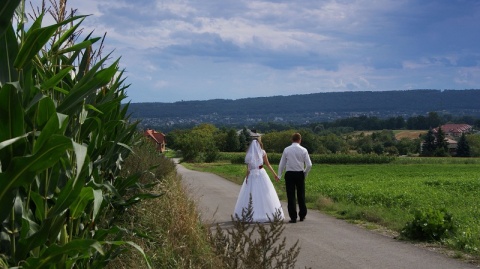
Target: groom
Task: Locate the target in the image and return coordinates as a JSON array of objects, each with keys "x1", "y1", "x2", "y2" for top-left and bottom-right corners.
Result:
[{"x1": 277, "y1": 133, "x2": 312, "y2": 223}]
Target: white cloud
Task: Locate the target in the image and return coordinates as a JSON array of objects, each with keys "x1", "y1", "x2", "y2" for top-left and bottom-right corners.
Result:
[{"x1": 24, "y1": 0, "x2": 480, "y2": 102}]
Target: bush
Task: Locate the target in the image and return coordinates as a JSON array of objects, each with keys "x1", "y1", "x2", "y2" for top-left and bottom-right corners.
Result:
[
  {"x1": 448, "y1": 227, "x2": 480, "y2": 253},
  {"x1": 231, "y1": 154, "x2": 246, "y2": 164},
  {"x1": 401, "y1": 208, "x2": 457, "y2": 241},
  {"x1": 228, "y1": 153, "x2": 396, "y2": 165},
  {"x1": 310, "y1": 154, "x2": 395, "y2": 164},
  {"x1": 210, "y1": 197, "x2": 300, "y2": 269}
]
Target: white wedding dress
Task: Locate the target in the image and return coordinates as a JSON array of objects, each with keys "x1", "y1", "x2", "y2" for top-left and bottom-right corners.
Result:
[{"x1": 233, "y1": 149, "x2": 285, "y2": 222}]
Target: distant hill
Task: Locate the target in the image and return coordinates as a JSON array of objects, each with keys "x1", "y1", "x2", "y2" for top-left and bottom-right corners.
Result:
[{"x1": 127, "y1": 89, "x2": 480, "y2": 130}]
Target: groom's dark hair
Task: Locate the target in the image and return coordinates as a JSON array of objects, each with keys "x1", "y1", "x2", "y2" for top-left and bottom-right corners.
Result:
[{"x1": 291, "y1": 133, "x2": 301, "y2": 142}]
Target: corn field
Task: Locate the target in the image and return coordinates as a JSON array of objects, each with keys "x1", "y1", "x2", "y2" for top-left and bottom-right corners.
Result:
[{"x1": 0, "y1": 0, "x2": 154, "y2": 267}]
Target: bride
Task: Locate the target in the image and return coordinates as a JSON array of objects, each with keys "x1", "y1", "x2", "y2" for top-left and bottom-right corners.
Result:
[{"x1": 233, "y1": 139, "x2": 285, "y2": 222}]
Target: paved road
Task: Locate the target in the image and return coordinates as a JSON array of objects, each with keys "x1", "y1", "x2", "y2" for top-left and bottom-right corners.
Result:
[{"x1": 177, "y1": 163, "x2": 478, "y2": 269}]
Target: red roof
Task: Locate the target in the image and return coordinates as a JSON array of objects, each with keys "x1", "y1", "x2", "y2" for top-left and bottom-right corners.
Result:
[
  {"x1": 434, "y1": 124, "x2": 472, "y2": 134},
  {"x1": 144, "y1": 129, "x2": 166, "y2": 144}
]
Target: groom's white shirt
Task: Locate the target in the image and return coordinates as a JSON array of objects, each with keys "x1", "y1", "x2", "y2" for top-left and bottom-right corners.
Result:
[{"x1": 278, "y1": 142, "x2": 312, "y2": 180}]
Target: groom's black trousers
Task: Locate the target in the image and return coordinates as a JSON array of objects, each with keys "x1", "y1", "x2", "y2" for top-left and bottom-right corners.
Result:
[{"x1": 285, "y1": 171, "x2": 306, "y2": 221}]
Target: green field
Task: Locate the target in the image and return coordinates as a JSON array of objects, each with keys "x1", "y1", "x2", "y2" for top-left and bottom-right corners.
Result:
[{"x1": 182, "y1": 158, "x2": 480, "y2": 255}]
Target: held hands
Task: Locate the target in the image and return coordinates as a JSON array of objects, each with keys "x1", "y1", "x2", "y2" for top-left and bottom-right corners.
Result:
[{"x1": 274, "y1": 174, "x2": 280, "y2": 181}]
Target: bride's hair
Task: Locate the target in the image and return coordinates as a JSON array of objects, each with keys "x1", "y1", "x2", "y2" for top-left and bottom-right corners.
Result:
[{"x1": 252, "y1": 137, "x2": 264, "y2": 149}]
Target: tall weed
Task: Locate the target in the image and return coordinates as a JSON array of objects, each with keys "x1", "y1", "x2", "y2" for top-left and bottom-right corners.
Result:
[{"x1": 211, "y1": 197, "x2": 300, "y2": 269}]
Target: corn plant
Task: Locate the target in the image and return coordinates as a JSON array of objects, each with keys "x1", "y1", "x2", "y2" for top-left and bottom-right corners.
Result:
[{"x1": 0, "y1": 0, "x2": 154, "y2": 267}]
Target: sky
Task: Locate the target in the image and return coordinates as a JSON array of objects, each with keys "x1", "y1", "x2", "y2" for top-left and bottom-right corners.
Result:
[{"x1": 32, "y1": 0, "x2": 480, "y2": 103}]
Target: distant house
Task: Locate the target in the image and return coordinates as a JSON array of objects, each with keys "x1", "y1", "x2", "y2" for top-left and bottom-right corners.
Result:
[
  {"x1": 431, "y1": 124, "x2": 472, "y2": 156},
  {"x1": 445, "y1": 138, "x2": 458, "y2": 156},
  {"x1": 433, "y1": 124, "x2": 472, "y2": 138},
  {"x1": 237, "y1": 128, "x2": 262, "y2": 139},
  {"x1": 144, "y1": 129, "x2": 166, "y2": 152}
]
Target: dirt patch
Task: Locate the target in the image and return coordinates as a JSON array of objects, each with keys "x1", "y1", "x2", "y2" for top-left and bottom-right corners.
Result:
[{"x1": 395, "y1": 130, "x2": 427, "y2": 140}]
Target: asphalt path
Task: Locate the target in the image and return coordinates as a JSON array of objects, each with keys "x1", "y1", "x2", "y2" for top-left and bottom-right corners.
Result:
[{"x1": 177, "y1": 163, "x2": 478, "y2": 269}]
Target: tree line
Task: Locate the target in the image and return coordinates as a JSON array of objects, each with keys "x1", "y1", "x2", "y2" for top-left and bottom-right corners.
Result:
[
  {"x1": 166, "y1": 121, "x2": 480, "y2": 163},
  {"x1": 250, "y1": 111, "x2": 480, "y2": 133}
]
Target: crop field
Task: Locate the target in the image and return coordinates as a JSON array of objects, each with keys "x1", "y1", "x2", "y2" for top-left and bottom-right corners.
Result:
[
  {"x1": 183, "y1": 158, "x2": 480, "y2": 254},
  {"x1": 309, "y1": 163, "x2": 479, "y2": 225}
]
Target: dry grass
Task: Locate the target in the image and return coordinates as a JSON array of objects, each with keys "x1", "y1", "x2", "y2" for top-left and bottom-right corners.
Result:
[
  {"x1": 394, "y1": 130, "x2": 427, "y2": 140},
  {"x1": 106, "y1": 141, "x2": 222, "y2": 269},
  {"x1": 316, "y1": 196, "x2": 336, "y2": 211},
  {"x1": 107, "y1": 174, "x2": 222, "y2": 269}
]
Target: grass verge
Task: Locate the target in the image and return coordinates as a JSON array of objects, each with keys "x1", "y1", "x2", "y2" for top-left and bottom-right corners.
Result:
[{"x1": 106, "y1": 142, "x2": 222, "y2": 268}]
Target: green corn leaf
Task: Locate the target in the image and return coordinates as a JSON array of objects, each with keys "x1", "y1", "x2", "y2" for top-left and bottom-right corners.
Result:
[
  {"x1": 48, "y1": 142, "x2": 88, "y2": 217},
  {"x1": 50, "y1": 17, "x2": 86, "y2": 52},
  {"x1": 0, "y1": 25, "x2": 19, "y2": 83},
  {"x1": 20, "y1": 211, "x2": 39, "y2": 240},
  {"x1": 39, "y1": 66, "x2": 73, "y2": 91},
  {"x1": 22, "y1": 239, "x2": 103, "y2": 268},
  {"x1": 29, "y1": 191, "x2": 46, "y2": 222},
  {"x1": 92, "y1": 226, "x2": 125, "y2": 241},
  {"x1": 57, "y1": 60, "x2": 119, "y2": 114},
  {"x1": 0, "y1": 135, "x2": 71, "y2": 215},
  {"x1": 105, "y1": 241, "x2": 152, "y2": 269},
  {"x1": 114, "y1": 173, "x2": 142, "y2": 195},
  {"x1": 16, "y1": 212, "x2": 67, "y2": 261},
  {"x1": 25, "y1": 92, "x2": 46, "y2": 113},
  {"x1": 48, "y1": 174, "x2": 85, "y2": 218},
  {"x1": 14, "y1": 15, "x2": 84, "y2": 69},
  {"x1": 79, "y1": 105, "x2": 88, "y2": 124},
  {"x1": 0, "y1": 83, "x2": 25, "y2": 142},
  {"x1": 57, "y1": 37, "x2": 101, "y2": 54},
  {"x1": 69, "y1": 187, "x2": 94, "y2": 219},
  {"x1": 52, "y1": 86, "x2": 69, "y2": 94},
  {"x1": 118, "y1": 193, "x2": 162, "y2": 207},
  {"x1": 0, "y1": 132, "x2": 31, "y2": 152},
  {"x1": 92, "y1": 189, "x2": 103, "y2": 221},
  {"x1": 71, "y1": 51, "x2": 109, "y2": 90},
  {"x1": 72, "y1": 140, "x2": 87, "y2": 184},
  {"x1": 33, "y1": 113, "x2": 68, "y2": 154},
  {"x1": 0, "y1": 0, "x2": 21, "y2": 37},
  {"x1": 35, "y1": 97, "x2": 56, "y2": 128},
  {"x1": 11, "y1": 190, "x2": 24, "y2": 235},
  {"x1": 85, "y1": 104, "x2": 104, "y2": 114}
]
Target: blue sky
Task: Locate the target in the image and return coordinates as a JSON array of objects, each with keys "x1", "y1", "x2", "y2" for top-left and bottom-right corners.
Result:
[{"x1": 41, "y1": 0, "x2": 480, "y2": 102}]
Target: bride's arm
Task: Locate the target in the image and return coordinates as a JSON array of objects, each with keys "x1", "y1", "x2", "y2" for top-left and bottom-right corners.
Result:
[{"x1": 263, "y1": 153, "x2": 279, "y2": 181}]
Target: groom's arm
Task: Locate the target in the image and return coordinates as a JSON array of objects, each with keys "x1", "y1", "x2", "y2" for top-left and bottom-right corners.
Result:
[
  {"x1": 303, "y1": 150, "x2": 312, "y2": 178},
  {"x1": 277, "y1": 151, "x2": 286, "y2": 180}
]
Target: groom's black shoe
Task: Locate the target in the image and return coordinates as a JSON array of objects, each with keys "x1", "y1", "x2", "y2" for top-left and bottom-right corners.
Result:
[
  {"x1": 289, "y1": 220, "x2": 296, "y2": 223},
  {"x1": 300, "y1": 217, "x2": 305, "y2": 222}
]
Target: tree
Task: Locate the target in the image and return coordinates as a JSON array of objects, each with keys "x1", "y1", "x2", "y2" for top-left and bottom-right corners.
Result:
[
  {"x1": 373, "y1": 143, "x2": 385, "y2": 155},
  {"x1": 319, "y1": 133, "x2": 348, "y2": 154},
  {"x1": 397, "y1": 138, "x2": 421, "y2": 156},
  {"x1": 427, "y1": 112, "x2": 442, "y2": 129},
  {"x1": 238, "y1": 127, "x2": 250, "y2": 151},
  {"x1": 177, "y1": 124, "x2": 219, "y2": 162},
  {"x1": 456, "y1": 133, "x2": 470, "y2": 157},
  {"x1": 297, "y1": 129, "x2": 318, "y2": 153},
  {"x1": 434, "y1": 127, "x2": 449, "y2": 157},
  {"x1": 225, "y1": 129, "x2": 240, "y2": 152},
  {"x1": 466, "y1": 134, "x2": 480, "y2": 157},
  {"x1": 261, "y1": 130, "x2": 295, "y2": 153},
  {"x1": 421, "y1": 128, "x2": 436, "y2": 156}
]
